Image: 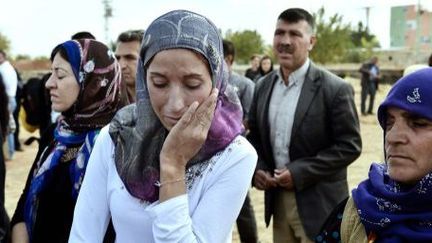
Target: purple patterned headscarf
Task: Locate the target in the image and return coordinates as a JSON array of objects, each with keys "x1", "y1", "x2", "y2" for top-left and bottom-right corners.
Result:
[
  {"x1": 352, "y1": 163, "x2": 432, "y2": 242},
  {"x1": 109, "y1": 10, "x2": 244, "y2": 203},
  {"x1": 352, "y1": 69, "x2": 432, "y2": 242}
]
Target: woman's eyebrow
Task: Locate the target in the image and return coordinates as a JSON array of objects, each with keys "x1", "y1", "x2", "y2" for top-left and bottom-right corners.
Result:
[
  {"x1": 405, "y1": 113, "x2": 429, "y2": 121},
  {"x1": 148, "y1": 71, "x2": 165, "y2": 77},
  {"x1": 183, "y1": 73, "x2": 204, "y2": 79},
  {"x1": 53, "y1": 66, "x2": 69, "y2": 74}
]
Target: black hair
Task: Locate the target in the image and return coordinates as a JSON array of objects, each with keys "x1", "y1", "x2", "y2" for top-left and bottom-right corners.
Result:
[
  {"x1": 258, "y1": 55, "x2": 274, "y2": 75},
  {"x1": 71, "y1": 31, "x2": 96, "y2": 40},
  {"x1": 50, "y1": 45, "x2": 69, "y2": 62},
  {"x1": 117, "y1": 30, "x2": 144, "y2": 43},
  {"x1": 222, "y1": 40, "x2": 235, "y2": 60},
  {"x1": 250, "y1": 54, "x2": 260, "y2": 60},
  {"x1": 278, "y1": 8, "x2": 315, "y2": 32},
  {"x1": 429, "y1": 53, "x2": 432, "y2": 67}
]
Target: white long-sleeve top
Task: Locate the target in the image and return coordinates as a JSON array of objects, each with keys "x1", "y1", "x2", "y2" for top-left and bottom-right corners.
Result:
[
  {"x1": 0, "y1": 61, "x2": 18, "y2": 98},
  {"x1": 69, "y1": 126, "x2": 257, "y2": 243}
]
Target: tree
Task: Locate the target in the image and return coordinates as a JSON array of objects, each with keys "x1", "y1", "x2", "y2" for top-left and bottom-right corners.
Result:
[
  {"x1": 225, "y1": 29, "x2": 264, "y2": 64},
  {"x1": 310, "y1": 7, "x2": 353, "y2": 64},
  {"x1": 0, "y1": 32, "x2": 10, "y2": 53},
  {"x1": 351, "y1": 22, "x2": 380, "y2": 48},
  {"x1": 344, "y1": 21, "x2": 381, "y2": 62},
  {"x1": 263, "y1": 44, "x2": 276, "y2": 64}
]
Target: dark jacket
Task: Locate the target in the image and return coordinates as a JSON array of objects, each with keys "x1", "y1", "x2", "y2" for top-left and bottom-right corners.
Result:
[
  {"x1": 359, "y1": 62, "x2": 379, "y2": 87},
  {"x1": 247, "y1": 62, "x2": 362, "y2": 239}
]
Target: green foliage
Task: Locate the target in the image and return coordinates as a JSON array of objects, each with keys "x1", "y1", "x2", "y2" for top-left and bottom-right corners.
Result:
[
  {"x1": 351, "y1": 22, "x2": 380, "y2": 48},
  {"x1": 263, "y1": 44, "x2": 277, "y2": 64},
  {"x1": 361, "y1": 36, "x2": 380, "y2": 59},
  {"x1": 310, "y1": 7, "x2": 381, "y2": 64},
  {"x1": 225, "y1": 29, "x2": 265, "y2": 64},
  {"x1": 341, "y1": 21, "x2": 381, "y2": 63},
  {"x1": 0, "y1": 32, "x2": 10, "y2": 53},
  {"x1": 342, "y1": 34, "x2": 380, "y2": 63},
  {"x1": 310, "y1": 7, "x2": 353, "y2": 64}
]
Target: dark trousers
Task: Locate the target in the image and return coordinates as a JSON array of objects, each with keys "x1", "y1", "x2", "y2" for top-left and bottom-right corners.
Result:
[
  {"x1": 12, "y1": 104, "x2": 21, "y2": 150},
  {"x1": 361, "y1": 81, "x2": 377, "y2": 114},
  {"x1": 236, "y1": 192, "x2": 258, "y2": 243}
]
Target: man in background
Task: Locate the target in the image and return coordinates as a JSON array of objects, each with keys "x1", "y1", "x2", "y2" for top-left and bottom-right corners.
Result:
[
  {"x1": 0, "y1": 50, "x2": 18, "y2": 160},
  {"x1": 115, "y1": 30, "x2": 144, "y2": 102},
  {"x1": 248, "y1": 8, "x2": 361, "y2": 242},
  {"x1": 245, "y1": 54, "x2": 260, "y2": 81},
  {"x1": 359, "y1": 56, "x2": 380, "y2": 115},
  {"x1": 223, "y1": 40, "x2": 258, "y2": 243}
]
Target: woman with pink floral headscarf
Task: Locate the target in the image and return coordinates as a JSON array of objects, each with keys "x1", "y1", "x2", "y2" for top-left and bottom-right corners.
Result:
[{"x1": 10, "y1": 39, "x2": 128, "y2": 243}]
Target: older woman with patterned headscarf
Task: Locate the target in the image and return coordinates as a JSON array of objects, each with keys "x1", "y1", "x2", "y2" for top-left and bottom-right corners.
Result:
[
  {"x1": 69, "y1": 9, "x2": 258, "y2": 242},
  {"x1": 10, "y1": 39, "x2": 128, "y2": 243},
  {"x1": 337, "y1": 68, "x2": 432, "y2": 243}
]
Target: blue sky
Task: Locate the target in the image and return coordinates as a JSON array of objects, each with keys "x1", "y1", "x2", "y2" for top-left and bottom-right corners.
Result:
[{"x1": 1, "y1": 0, "x2": 429, "y2": 57}]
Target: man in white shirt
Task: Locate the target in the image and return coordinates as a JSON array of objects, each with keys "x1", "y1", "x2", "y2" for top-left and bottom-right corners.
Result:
[{"x1": 0, "y1": 50, "x2": 18, "y2": 159}]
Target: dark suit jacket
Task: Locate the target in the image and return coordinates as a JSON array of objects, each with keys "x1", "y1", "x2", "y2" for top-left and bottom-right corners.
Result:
[
  {"x1": 359, "y1": 62, "x2": 379, "y2": 87},
  {"x1": 247, "y1": 62, "x2": 362, "y2": 239}
]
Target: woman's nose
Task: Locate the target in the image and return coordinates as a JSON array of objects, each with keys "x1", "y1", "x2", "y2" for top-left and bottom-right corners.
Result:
[
  {"x1": 166, "y1": 87, "x2": 186, "y2": 113},
  {"x1": 45, "y1": 73, "x2": 55, "y2": 89},
  {"x1": 386, "y1": 121, "x2": 408, "y2": 145}
]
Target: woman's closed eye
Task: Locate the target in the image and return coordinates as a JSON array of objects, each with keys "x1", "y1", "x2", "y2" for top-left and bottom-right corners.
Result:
[
  {"x1": 184, "y1": 80, "x2": 203, "y2": 90},
  {"x1": 151, "y1": 78, "x2": 168, "y2": 88},
  {"x1": 409, "y1": 118, "x2": 432, "y2": 128},
  {"x1": 152, "y1": 82, "x2": 167, "y2": 88}
]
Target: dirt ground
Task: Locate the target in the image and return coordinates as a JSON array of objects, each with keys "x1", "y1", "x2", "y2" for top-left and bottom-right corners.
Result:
[{"x1": 4, "y1": 77, "x2": 390, "y2": 242}]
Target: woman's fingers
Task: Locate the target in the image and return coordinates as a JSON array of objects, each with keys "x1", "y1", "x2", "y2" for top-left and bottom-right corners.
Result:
[
  {"x1": 161, "y1": 88, "x2": 219, "y2": 165},
  {"x1": 192, "y1": 88, "x2": 218, "y2": 130},
  {"x1": 176, "y1": 101, "x2": 199, "y2": 128}
]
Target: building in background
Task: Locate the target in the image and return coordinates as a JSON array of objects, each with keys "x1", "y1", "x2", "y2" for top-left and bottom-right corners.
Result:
[{"x1": 391, "y1": 4, "x2": 432, "y2": 51}]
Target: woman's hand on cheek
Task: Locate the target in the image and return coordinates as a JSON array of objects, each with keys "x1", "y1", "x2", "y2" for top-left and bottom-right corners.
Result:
[{"x1": 160, "y1": 88, "x2": 219, "y2": 171}]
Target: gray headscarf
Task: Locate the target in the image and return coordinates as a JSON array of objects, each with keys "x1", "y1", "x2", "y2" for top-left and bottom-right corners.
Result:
[{"x1": 109, "y1": 10, "x2": 243, "y2": 202}]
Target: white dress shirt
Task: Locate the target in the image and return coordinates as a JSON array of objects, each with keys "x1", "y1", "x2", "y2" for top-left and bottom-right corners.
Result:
[{"x1": 268, "y1": 59, "x2": 310, "y2": 169}]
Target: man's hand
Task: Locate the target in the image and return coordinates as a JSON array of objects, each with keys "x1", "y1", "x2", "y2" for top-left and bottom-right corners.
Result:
[
  {"x1": 274, "y1": 168, "x2": 294, "y2": 190},
  {"x1": 253, "y1": 169, "x2": 277, "y2": 190}
]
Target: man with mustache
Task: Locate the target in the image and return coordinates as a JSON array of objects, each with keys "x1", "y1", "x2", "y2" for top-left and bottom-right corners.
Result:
[{"x1": 248, "y1": 8, "x2": 362, "y2": 243}]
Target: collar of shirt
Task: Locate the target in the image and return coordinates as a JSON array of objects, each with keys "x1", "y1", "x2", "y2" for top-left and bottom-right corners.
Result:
[{"x1": 276, "y1": 58, "x2": 310, "y2": 88}]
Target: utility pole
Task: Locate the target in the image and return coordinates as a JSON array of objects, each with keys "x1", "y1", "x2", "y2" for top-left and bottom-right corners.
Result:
[
  {"x1": 103, "y1": 0, "x2": 113, "y2": 44},
  {"x1": 415, "y1": 0, "x2": 421, "y2": 60},
  {"x1": 364, "y1": 6, "x2": 370, "y2": 31}
]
